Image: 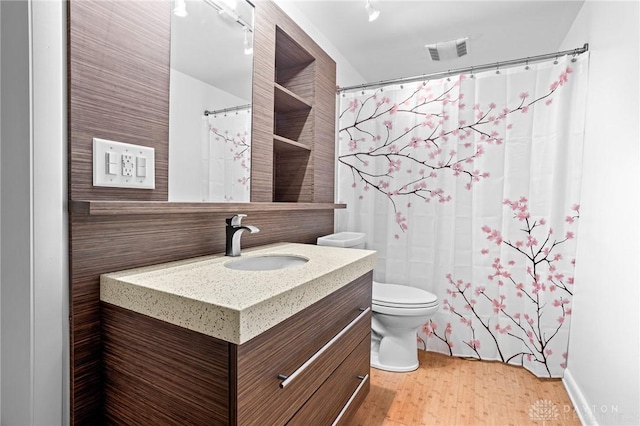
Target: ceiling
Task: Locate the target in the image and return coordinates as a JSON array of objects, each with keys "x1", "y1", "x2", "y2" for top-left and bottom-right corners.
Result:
[{"x1": 285, "y1": 0, "x2": 585, "y2": 85}]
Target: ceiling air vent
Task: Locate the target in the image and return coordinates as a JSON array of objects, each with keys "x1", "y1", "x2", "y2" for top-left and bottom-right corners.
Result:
[
  {"x1": 427, "y1": 46, "x2": 440, "y2": 61},
  {"x1": 425, "y1": 37, "x2": 469, "y2": 61}
]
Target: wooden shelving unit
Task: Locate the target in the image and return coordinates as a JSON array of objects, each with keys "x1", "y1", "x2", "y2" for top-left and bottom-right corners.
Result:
[
  {"x1": 250, "y1": 2, "x2": 336, "y2": 204},
  {"x1": 272, "y1": 26, "x2": 316, "y2": 202}
]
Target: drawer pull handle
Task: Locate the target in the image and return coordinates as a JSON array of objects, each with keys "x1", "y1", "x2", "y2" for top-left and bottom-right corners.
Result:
[
  {"x1": 331, "y1": 373, "x2": 370, "y2": 426},
  {"x1": 278, "y1": 307, "x2": 371, "y2": 389}
]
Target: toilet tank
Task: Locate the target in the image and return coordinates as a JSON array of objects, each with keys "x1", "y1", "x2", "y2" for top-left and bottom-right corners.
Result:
[{"x1": 317, "y1": 232, "x2": 366, "y2": 249}]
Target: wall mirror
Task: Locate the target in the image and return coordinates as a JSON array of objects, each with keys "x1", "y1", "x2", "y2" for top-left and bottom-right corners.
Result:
[{"x1": 169, "y1": 0, "x2": 254, "y2": 202}]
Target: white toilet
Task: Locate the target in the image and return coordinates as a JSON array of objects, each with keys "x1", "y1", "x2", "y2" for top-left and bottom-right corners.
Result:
[{"x1": 317, "y1": 232, "x2": 439, "y2": 372}]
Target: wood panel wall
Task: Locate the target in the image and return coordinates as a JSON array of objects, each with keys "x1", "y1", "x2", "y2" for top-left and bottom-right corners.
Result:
[
  {"x1": 67, "y1": 0, "x2": 337, "y2": 423},
  {"x1": 68, "y1": 0, "x2": 170, "y2": 201},
  {"x1": 249, "y1": 0, "x2": 277, "y2": 202}
]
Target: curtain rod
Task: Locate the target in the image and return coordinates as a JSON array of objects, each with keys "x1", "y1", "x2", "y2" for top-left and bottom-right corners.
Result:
[
  {"x1": 337, "y1": 43, "x2": 589, "y2": 93},
  {"x1": 204, "y1": 104, "x2": 251, "y2": 117}
]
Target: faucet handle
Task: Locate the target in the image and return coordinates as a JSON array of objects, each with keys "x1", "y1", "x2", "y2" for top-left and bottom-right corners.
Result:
[{"x1": 227, "y1": 214, "x2": 247, "y2": 226}]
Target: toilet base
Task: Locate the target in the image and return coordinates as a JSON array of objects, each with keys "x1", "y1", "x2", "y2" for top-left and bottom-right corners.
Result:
[
  {"x1": 370, "y1": 328, "x2": 421, "y2": 373},
  {"x1": 371, "y1": 351, "x2": 419, "y2": 372}
]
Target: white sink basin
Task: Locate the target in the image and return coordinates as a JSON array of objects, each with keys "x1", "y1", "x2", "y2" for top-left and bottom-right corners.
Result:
[{"x1": 225, "y1": 255, "x2": 309, "y2": 271}]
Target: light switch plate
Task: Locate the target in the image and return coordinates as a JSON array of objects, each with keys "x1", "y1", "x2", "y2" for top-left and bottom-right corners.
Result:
[{"x1": 93, "y1": 138, "x2": 155, "y2": 189}]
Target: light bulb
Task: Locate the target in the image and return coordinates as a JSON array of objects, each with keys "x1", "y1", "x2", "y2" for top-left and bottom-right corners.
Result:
[
  {"x1": 365, "y1": 1, "x2": 380, "y2": 22},
  {"x1": 243, "y1": 27, "x2": 253, "y2": 55},
  {"x1": 173, "y1": 0, "x2": 187, "y2": 17}
]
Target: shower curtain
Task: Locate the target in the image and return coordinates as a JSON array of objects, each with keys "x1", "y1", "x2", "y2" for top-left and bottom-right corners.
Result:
[
  {"x1": 337, "y1": 56, "x2": 588, "y2": 377},
  {"x1": 202, "y1": 108, "x2": 251, "y2": 202}
]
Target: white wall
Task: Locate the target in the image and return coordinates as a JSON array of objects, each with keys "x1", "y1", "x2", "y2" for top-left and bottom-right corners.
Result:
[
  {"x1": 0, "y1": 1, "x2": 3, "y2": 421},
  {"x1": 560, "y1": 2, "x2": 640, "y2": 425},
  {"x1": 0, "y1": 0, "x2": 68, "y2": 424},
  {"x1": 1, "y1": 2, "x2": 33, "y2": 422},
  {"x1": 31, "y1": 1, "x2": 69, "y2": 423}
]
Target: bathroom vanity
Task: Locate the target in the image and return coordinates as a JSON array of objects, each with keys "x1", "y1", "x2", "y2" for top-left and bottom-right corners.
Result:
[
  {"x1": 100, "y1": 243, "x2": 376, "y2": 425},
  {"x1": 67, "y1": 0, "x2": 344, "y2": 421}
]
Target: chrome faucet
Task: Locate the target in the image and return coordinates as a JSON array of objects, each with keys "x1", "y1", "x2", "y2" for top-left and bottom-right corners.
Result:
[{"x1": 225, "y1": 214, "x2": 259, "y2": 256}]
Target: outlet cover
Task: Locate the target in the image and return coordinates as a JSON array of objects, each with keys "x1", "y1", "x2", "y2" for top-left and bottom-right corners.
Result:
[{"x1": 93, "y1": 138, "x2": 155, "y2": 189}]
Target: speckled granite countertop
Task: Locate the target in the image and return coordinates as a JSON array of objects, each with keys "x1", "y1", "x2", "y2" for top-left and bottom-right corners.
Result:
[{"x1": 100, "y1": 243, "x2": 376, "y2": 344}]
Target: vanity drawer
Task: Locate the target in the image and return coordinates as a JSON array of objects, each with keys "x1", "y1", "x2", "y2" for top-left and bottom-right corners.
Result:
[
  {"x1": 288, "y1": 335, "x2": 370, "y2": 426},
  {"x1": 235, "y1": 271, "x2": 372, "y2": 425}
]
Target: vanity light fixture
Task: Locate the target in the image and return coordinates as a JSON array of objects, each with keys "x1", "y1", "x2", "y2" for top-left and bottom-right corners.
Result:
[
  {"x1": 243, "y1": 27, "x2": 253, "y2": 55},
  {"x1": 218, "y1": 6, "x2": 240, "y2": 22},
  {"x1": 204, "y1": 0, "x2": 252, "y2": 31},
  {"x1": 203, "y1": 0, "x2": 253, "y2": 55},
  {"x1": 365, "y1": 0, "x2": 380, "y2": 22},
  {"x1": 173, "y1": 0, "x2": 188, "y2": 17}
]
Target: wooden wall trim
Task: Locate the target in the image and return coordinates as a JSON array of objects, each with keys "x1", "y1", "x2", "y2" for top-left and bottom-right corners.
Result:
[{"x1": 70, "y1": 200, "x2": 345, "y2": 216}]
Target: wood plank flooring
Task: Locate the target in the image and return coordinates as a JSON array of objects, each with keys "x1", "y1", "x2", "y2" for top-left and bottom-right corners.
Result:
[{"x1": 348, "y1": 351, "x2": 580, "y2": 425}]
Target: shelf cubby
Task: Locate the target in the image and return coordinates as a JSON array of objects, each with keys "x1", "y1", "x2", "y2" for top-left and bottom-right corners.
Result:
[
  {"x1": 274, "y1": 82, "x2": 312, "y2": 113},
  {"x1": 249, "y1": 10, "x2": 335, "y2": 204},
  {"x1": 273, "y1": 134, "x2": 312, "y2": 153},
  {"x1": 272, "y1": 26, "x2": 318, "y2": 202}
]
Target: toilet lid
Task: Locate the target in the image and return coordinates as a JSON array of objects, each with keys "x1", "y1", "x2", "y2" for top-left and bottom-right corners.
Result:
[{"x1": 372, "y1": 282, "x2": 439, "y2": 308}]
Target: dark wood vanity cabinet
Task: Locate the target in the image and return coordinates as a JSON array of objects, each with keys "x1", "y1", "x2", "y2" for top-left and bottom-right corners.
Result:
[{"x1": 102, "y1": 272, "x2": 372, "y2": 425}]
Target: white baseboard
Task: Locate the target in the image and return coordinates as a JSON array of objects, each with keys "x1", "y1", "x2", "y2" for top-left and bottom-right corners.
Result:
[{"x1": 563, "y1": 368, "x2": 595, "y2": 425}]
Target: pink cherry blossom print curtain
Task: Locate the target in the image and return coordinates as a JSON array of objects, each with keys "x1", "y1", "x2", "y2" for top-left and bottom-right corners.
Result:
[
  {"x1": 203, "y1": 109, "x2": 251, "y2": 202},
  {"x1": 337, "y1": 56, "x2": 588, "y2": 377}
]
